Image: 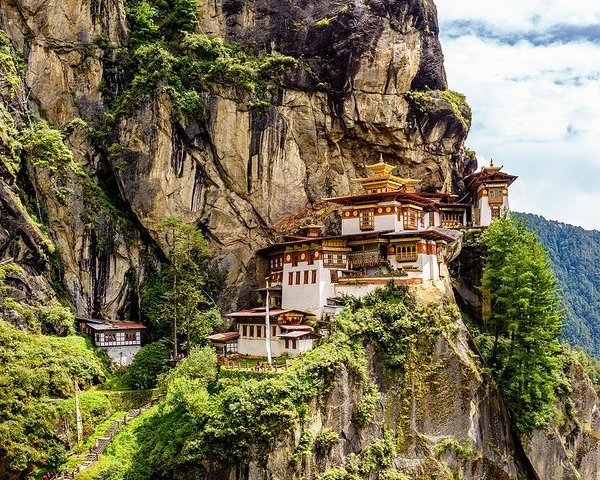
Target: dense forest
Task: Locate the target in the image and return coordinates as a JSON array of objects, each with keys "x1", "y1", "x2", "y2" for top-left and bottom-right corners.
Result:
[{"x1": 516, "y1": 213, "x2": 600, "y2": 357}]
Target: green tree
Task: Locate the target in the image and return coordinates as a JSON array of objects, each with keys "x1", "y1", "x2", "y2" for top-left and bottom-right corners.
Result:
[
  {"x1": 479, "y1": 214, "x2": 565, "y2": 431},
  {"x1": 126, "y1": 341, "x2": 171, "y2": 388},
  {"x1": 151, "y1": 217, "x2": 221, "y2": 357}
]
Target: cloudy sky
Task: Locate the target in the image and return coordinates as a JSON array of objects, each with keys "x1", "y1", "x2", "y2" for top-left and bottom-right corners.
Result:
[{"x1": 435, "y1": 0, "x2": 600, "y2": 230}]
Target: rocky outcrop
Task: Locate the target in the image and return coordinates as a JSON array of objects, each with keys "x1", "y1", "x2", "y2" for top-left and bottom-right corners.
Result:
[
  {"x1": 220, "y1": 289, "x2": 524, "y2": 480},
  {"x1": 526, "y1": 363, "x2": 600, "y2": 480},
  {"x1": 1, "y1": 0, "x2": 475, "y2": 316}
]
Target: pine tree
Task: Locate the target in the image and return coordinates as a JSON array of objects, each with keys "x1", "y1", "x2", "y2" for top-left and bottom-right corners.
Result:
[
  {"x1": 157, "y1": 217, "x2": 221, "y2": 357},
  {"x1": 479, "y1": 214, "x2": 565, "y2": 431}
]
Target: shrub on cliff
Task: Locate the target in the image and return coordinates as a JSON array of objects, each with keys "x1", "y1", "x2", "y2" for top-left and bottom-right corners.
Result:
[{"x1": 76, "y1": 286, "x2": 459, "y2": 479}]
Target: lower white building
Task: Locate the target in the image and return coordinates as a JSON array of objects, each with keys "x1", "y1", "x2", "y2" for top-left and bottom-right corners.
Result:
[
  {"x1": 223, "y1": 307, "x2": 317, "y2": 358},
  {"x1": 78, "y1": 318, "x2": 146, "y2": 366}
]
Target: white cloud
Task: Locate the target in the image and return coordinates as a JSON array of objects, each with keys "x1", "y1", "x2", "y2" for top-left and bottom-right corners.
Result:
[
  {"x1": 436, "y1": 0, "x2": 600, "y2": 32},
  {"x1": 435, "y1": 2, "x2": 600, "y2": 230}
]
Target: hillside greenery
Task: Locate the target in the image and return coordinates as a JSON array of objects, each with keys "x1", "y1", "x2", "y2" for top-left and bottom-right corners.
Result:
[
  {"x1": 94, "y1": 0, "x2": 297, "y2": 141},
  {"x1": 515, "y1": 213, "x2": 600, "y2": 357},
  {"x1": 0, "y1": 320, "x2": 109, "y2": 477},
  {"x1": 70, "y1": 285, "x2": 461, "y2": 479}
]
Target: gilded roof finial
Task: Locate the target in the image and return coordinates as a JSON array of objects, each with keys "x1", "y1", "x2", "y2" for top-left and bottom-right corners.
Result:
[{"x1": 490, "y1": 158, "x2": 494, "y2": 167}]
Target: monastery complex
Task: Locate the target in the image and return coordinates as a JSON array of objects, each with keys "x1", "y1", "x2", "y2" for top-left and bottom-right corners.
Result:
[{"x1": 209, "y1": 160, "x2": 517, "y2": 358}]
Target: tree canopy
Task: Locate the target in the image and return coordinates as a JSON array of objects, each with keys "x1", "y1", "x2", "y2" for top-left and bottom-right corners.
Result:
[
  {"x1": 477, "y1": 214, "x2": 566, "y2": 432},
  {"x1": 516, "y1": 212, "x2": 600, "y2": 357},
  {"x1": 142, "y1": 217, "x2": 222, "y2": 357}
]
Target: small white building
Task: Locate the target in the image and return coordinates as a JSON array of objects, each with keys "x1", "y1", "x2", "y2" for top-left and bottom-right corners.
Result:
[
  {"x1": 224, "y1": 307, "x2": 317, "y2": 358},
  {"x1": 465, "y1": 162, "x2": 517, "y2": 226},
  {"x1": 78, "y1": 318, "x2": 146, "y2": 366}
]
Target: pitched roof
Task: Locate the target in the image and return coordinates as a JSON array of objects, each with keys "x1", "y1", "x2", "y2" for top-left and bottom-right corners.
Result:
[
  {"x1": 207, "y1": 331, "x2": 240, "y2": 342},
  {"x1": 225, "y1": 307, "x2": 310, "y2": 318},
  {"x1": 324, "y1": 191, "x2": 435, "y2": 207},
  {"x1": 85, "y1": 321, "x2": 146, "y2": 331}
]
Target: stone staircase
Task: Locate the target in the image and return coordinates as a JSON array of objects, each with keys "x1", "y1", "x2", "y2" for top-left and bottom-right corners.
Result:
[{"x1": 50, "y1": 402, "x2": 154, "y2": 478}]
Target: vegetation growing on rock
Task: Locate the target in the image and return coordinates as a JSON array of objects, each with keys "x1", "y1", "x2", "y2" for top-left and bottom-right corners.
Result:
[
  {"x1": 76, "y1": 286, "x2": 464, "y2": 479},
  {"x1": 0, "y1": 320, "x2": 109, "y2": 477}
]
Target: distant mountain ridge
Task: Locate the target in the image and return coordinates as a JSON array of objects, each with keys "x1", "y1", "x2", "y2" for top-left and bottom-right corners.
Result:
[{"x1": 516, "y1": 212, "x2": 600, "y2": 356}]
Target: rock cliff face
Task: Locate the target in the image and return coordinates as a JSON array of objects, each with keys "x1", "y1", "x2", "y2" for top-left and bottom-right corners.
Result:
[
  {"x1": 0, "y1": 0, "x2": 474, "y2": 319},
  {"x1": 210, "y1": 288, "x2": 523, "y2": 480},
  {"x1": 2, "y1": 1, "x2": 600, "y2": 479}
]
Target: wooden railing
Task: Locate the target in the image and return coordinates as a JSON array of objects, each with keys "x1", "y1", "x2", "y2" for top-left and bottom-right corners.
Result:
[{"x1": 348, "y1": 251, "x2": 387, "y2": 267}]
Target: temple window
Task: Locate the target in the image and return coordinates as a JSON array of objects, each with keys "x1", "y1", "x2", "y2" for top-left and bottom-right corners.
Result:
[
  {"x1": 125, "y1": 332, "x2": 137, "y2": 342},
  {"x1": 488, "y1": 187, "x2": 504, "y2": 205},
  {"x1": 429, "y1": 211, "x2": 435, "y2": 227},
  {"x1": 359, "y1": 209, "x2": 374, "y2": 231},
  {"x1": 291, "y1": 253, "x2": 298, "y2": 267},
  {"x1": 441, "y1": 212, "x2": 464, "y2": 228},
  {"x1": 271, "y1": 326, "x2": 277, "y2": 337},
  {"x1": 295, "y1": 271, "x2": 301, "y2": 285},
  {"x1": 491, "y1": 206, "x2": 501, "y2": 219},
  {"x1": 403, "y1": 208, "x2": 419, "y2": 230},
  {"x1": 242, "y1": 325, "x2": 247, "y2": 337},
  {"x1": 311, "y1": 270, "x2": 317, "y2": 284},
  {"x1": 288, "y1": 272, "x2": 293, "y2": 285},
  {"x1": 330, "y1": 270, "x2": 339, "y2": 283},
  {"x1": 104, "y1": 333, "x2": 116, "y2": 342},
  {"x1": 307, "y1": 252, "x2": 314, "y2": 265},
  {"x1": 304, "y1": 270, "x2": 309, "y2": 284},
  {"x1": 396, "y1": 243, "x2": 418, "y2": 262},
  {"x1": 249, "y1": 325, "x2": 255, "y2": 337},
  {"x1": 256, "y1": 325, "x2": 262, "y2": 337}
]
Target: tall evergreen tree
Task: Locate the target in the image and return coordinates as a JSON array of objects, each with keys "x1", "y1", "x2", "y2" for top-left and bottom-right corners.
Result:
[
  {"x1": 479, "y1": 214, "x2": 565, "y2": 431},
  {"x1": 152, "y1": 217, "x2": 221, "y2": 357}
]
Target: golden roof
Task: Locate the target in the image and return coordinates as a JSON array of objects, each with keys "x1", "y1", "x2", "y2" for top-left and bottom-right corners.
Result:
[
  {"x1": 353, "y1": 157, "x2": 420, "y2": 191},
  {"x1": 481, "y1": 159, "x2": 503, "y2": 174}
]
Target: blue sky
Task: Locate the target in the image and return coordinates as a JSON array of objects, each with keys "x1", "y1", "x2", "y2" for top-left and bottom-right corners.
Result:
[{"x1": 435, "y1": 0, "x2": 600, "y2": 230}]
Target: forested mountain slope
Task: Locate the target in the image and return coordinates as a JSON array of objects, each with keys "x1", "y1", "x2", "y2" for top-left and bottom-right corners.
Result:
[{"x1": 517, "y1": 213, "x2": 600, "y2": 356}]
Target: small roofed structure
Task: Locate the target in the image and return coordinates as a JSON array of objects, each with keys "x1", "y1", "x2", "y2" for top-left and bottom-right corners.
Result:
[
  {"x1": 464, "y1": 161, "x2": 518, "y2": 226},
  {"x1": 207, "y1": 331, "x2": 240, "y2": 357},
  {"x1": 224, "y1": 307, "x2": 318, "y2": 358},
  {"x1": 77, "y1": 317, "x2": 146, "y2": 366}
]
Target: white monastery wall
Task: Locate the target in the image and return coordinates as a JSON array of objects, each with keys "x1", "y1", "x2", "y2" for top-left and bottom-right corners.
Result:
[{"x1": 103, "y1": 345, "x2": 141, "y2": 366}]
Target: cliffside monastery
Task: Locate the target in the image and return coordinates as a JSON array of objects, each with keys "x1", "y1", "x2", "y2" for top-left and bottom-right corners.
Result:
[{"x1": 209, "y1": 160, "x2": 517, "y2": 359}]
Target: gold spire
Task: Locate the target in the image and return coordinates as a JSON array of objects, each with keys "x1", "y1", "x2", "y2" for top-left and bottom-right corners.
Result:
[
  {"x1": 354, "y1": 156, "x2": 420, "y2": 193},
  {"x1": 482, "y1": 158, "x2": 502, "y2": 174}
]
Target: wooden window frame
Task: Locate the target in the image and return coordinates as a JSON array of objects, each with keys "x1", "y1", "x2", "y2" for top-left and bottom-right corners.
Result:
[
  {"x1": 124, "y1": 332, "x2": 137, "y2": 342},
  {"x1": 359, "y1": 209, "x2": 375, "y2": 231},
  {"x1": 403, "y1": 208, "x2": 419, "y2": 230},
  {"x1": 396, "y1": 243, "x2": 418, "y2": 262},
  {"x1": 488, "y1": 187, "x2": 504, "y2": 205},
  {"x1": 295, "y1": 271, "x2": 301, "y2": 285},
  {"x1": 304, "y1": 270, "x2": 309, "y2": 284},
  {"x1": 288, "y1": 272, "x2": 293, "y2": 285},
  {"x1": 311, "y1": 270, "x2": 317, "y2": 284}
]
